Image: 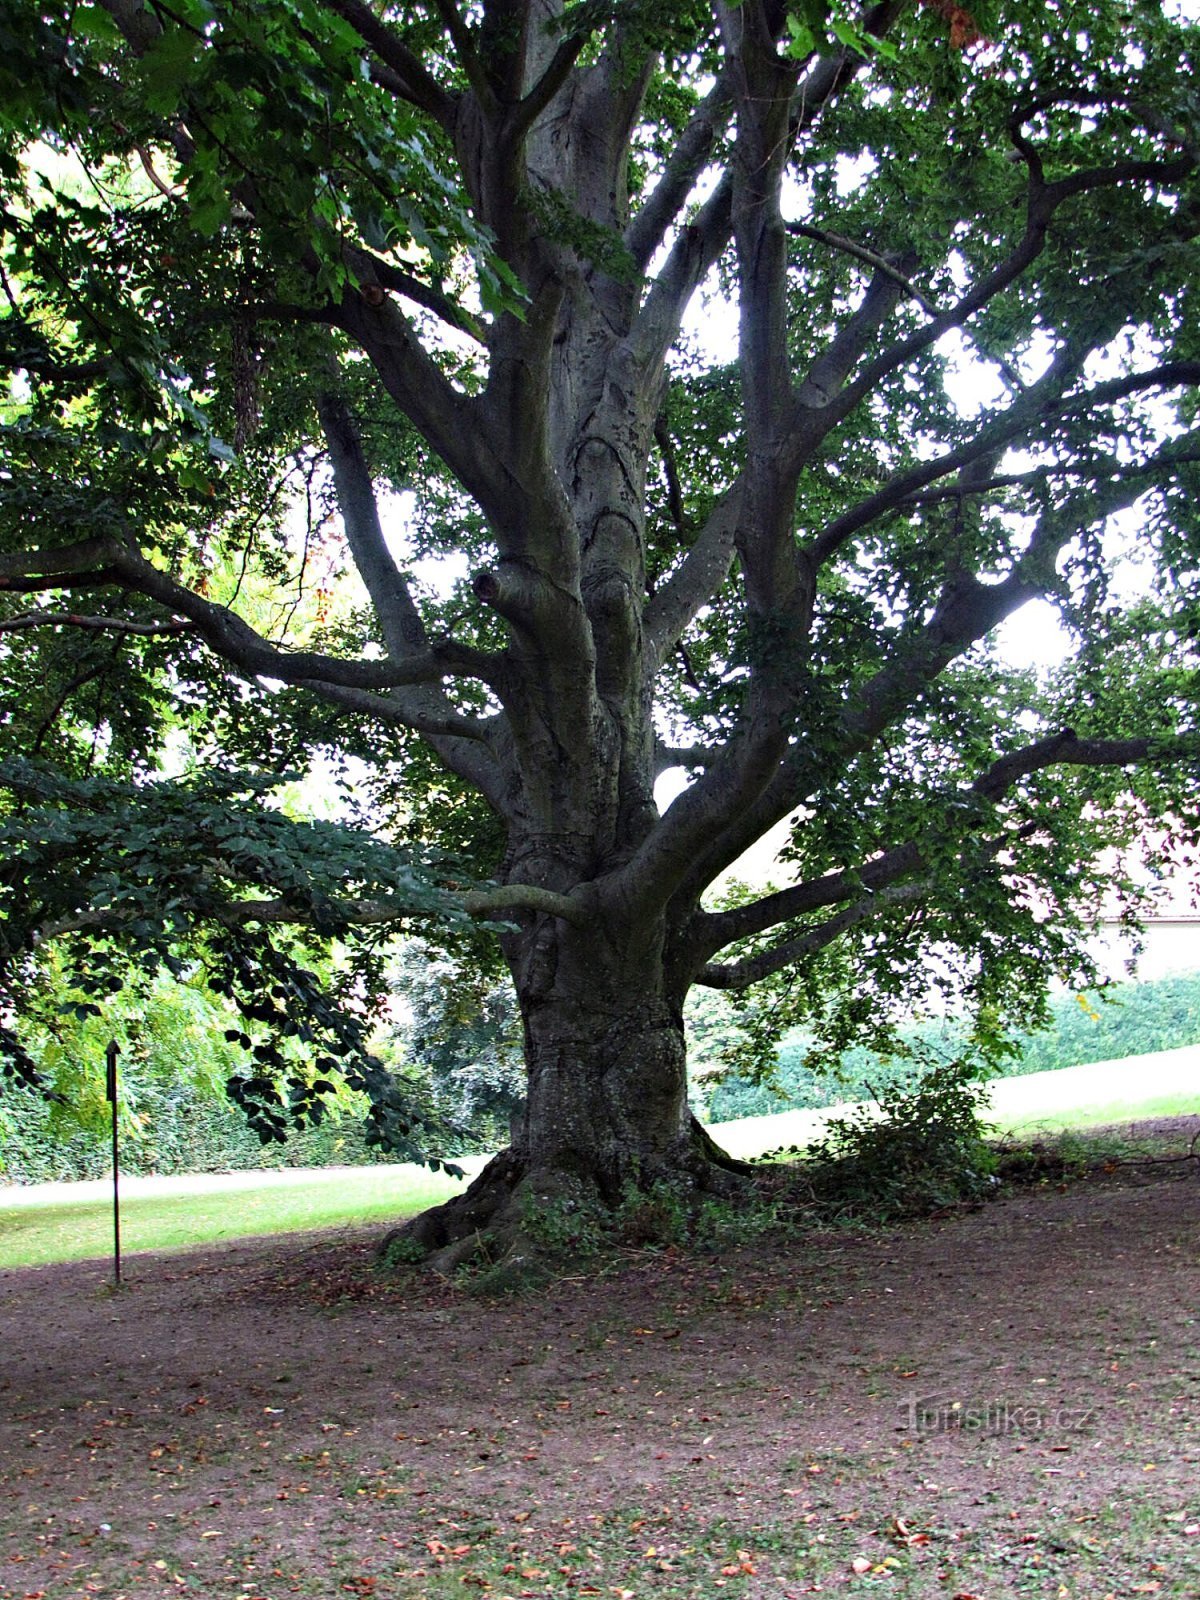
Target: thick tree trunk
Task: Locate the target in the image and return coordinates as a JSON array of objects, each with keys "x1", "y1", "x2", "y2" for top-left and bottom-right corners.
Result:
[
  {"x1": 516, "y1": 992, "x2": 692, "y2": 1188},
  {"x1": 388, "y1": 914, "x2": 747, "y2": 1276}
]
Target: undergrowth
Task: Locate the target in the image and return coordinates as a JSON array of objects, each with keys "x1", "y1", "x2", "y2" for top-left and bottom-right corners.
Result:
[
  {"x1": 762, "y1": 1055, "x2": 999, "y2": 1224},
  {"x1": 446, "y1": 1173, "x2": 784, "y2": 1296}
]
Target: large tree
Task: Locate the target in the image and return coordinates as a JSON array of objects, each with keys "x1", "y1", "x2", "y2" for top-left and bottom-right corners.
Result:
[{"x1": 2, "y1": 0, "x2": 1199, "y2": 1263}]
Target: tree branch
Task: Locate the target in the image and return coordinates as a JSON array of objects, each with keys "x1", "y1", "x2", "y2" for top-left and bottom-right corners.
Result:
[
  {"x1": 787, "y1": 221, "x2": 1027, "y2": 394},
  {"x1": 348, "y1": 249, "x2": 485, "y2": 342},
  {"x1": 323, "y1": 0, "x2": 459, "y2": 130},
  {"x1": 0, "y1": 610, "x2": 192, "y2": 638},
  {"x1": 236, "y1": 880, "x2": 590, "y2": 928},
  {"x1": 791, "y1": 262, "x2": 911, "y2": 422},
  {"x1": 693, "y1": 729, "x2": 1200, "y2": 966},
  {"x1": 630, "y1": 2, "x2": 906, "y2": 377},
  {"x1": 336, "y1": 289, "x2": 528, "y2": 548},
  {"x1": 654, "y1": 743, "x2": 716, "y2": 774},
  {"x1": 430, "y1": 0, "x2": 495, "y2": 116},
  {"x1": 317, "y1": 386, "x2": 432, "y2": 663},
  {"x1": 314, "y1": 383, "x2": 512, "y2": 790},
  {"x1": 697, "y1": 880, "x2": 931, "y2": 989},
  {"x1": 790, "y1": 223, "x2": 937, "y2": 312},
  {"x1": 631, "y1": 170, "x2": 734, "y2": 375},
  {"x1": 508, "y1": 27, "x2": 589, "y2": 140},
  {"x1": 892, "y1": 443, "x2": 1200, "y2": 510},
  {"x1": 643, "y1": 479, "x2": 743, "y2": 671},
  {"x1": 38, "y1": 879, "x2": 590, "y2": 943},
  {"x1": 972, "y1": 730, "x2": 1200, "y2": 803},
  {"x1": 625, "y1": 72, "x2": 734, "y2": 272},
  {"x1": 806, "y1": 347, "x2": 1200, "y2": 569},
  {"x1": 0, "y1": 538, "x2": 497, "y2": 723},
  {"x1": 796, "y1": 147, "x2": 1198, "y2": 474}
]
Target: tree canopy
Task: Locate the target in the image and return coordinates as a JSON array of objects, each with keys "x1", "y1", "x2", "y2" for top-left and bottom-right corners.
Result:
[{"x1": 2, "y1": 0, "x2": 1199, "y2": 1257}]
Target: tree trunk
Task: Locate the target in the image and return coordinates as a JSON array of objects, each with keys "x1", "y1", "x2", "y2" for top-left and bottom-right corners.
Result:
[{"x1": 389, "y1": 913, "x2": 748, "y2": 1276}]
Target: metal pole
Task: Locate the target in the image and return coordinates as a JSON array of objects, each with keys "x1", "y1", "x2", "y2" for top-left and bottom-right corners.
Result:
[{"x1": 105, "y1": 1040, "x2": 121, "y2": 1286}]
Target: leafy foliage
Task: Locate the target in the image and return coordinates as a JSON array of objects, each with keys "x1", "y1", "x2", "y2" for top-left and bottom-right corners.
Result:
[
  {"x1": 382, "y1": 944, "x2": 525, "y2": 1152},
  {"x1": 0, "y1": 971, "x2": 389, "y2": 1182},
  {"x1": 2, "y1": 0, "x2": 1200, "y2": 1212},
  {"x1": 0, "y1": 759, "x2": 477, "y2": 1163},
  {"x1": 786, "y1": 1054, "x2": 998, "y2": 1223}
]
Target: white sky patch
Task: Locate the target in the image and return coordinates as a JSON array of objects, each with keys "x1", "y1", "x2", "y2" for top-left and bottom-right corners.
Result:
[
  {"x1": 992, "y1": 597, "x2": 1072, "y2": 672},
  {"x1": 834, "y1": 150, "x2": 877, "y2": 197},
  {"x1": 935, "y1": 328, "x2": 1010, "y2": 417},
  {"x1": 377, "y1": 486, "x2": 471, "y2": 595},
  {"x1": 1103, "y1": 501, "x2": 1161, "y2": 606}
]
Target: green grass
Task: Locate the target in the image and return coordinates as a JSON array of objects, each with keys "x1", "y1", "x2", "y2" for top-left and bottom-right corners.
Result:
[
  {"x1": 982, "y1": 1049, "x2": 1200, "y2": 1133},
  {"x1": 2, "y1": 1049, "x2": 1198, "y2": 1270},
  {"x1": 713, "y1": 1044, "x2": 1200, "y2": 1158},
  {"x1": 989, "y1": 1089, "x2": 1200, "y2": 1134},
  {"x1": 0, "y1": 1164, "x2": 468, "y2": 1268}
]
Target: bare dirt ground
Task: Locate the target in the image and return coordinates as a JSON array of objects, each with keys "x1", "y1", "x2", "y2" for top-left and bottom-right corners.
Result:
[{"x1": 1, "y1": 1127, "x2": 1198, "y2": 1600}]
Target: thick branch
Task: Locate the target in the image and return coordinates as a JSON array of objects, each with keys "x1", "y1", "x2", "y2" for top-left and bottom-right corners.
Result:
[
  {"x1": 792, "y1": 263, "x2": 911, "y2": 420},
  {"x1": 233, "y1": 881, "x2": 589, "y2": 928},
  {"x1": 0, "y1": 540, "x2": 467, "y2": 692},
  {"x1": 654, "y1": 743, "x2": 716, "y2": 774},
  {"x1": 973, "y1": 730, "x2": 1200, "y2": 802},
  {"x1": 37, "y1": 878, "x2": 589, "y2": 944},
  {"x1": 643, "y1": 479, "x2": 743, "y2": 671},
  {"x1": 698, "y1": 881, "x2": 931, "y2": 989},
  {"x1": 844, "y1": 428, "x2": 1200, "y2": 755},
  {"x1": 350, "y1": 250, "x2": 485, "y2": 341},
  {"x1": 335, "y1": 290, "x2": 518, "y2": 539},
  {"x1": 788, "y1": 222, "x2": 1026, "y2": 394},
  {"x1": 315, "y1": 386, "x2": 505, "y2": 674},
  {"x1": 289, "y1": 679, "x2": 492, "y2": 742},
  {"x1": 626, "y1": 72, "x2": 734, "y2": 271},
  {"x1": 631, "y1": 171, "x2": 734, "y2": 375},
  {"x1": 892, "y1": 443, "x2": 1200, "y2": 510},
  {"x1": 508, "y1": 28, "x2": 589, "y2": 140},
  {"x1": 808, "y1": 351, "x2": 1200, "y2": 567},
  {"x1": 631, "y1": 3, "x2": 906, "y2": 376},
  {"x1": 324, "y1": 0, "x2": 458, "y2": 130}
]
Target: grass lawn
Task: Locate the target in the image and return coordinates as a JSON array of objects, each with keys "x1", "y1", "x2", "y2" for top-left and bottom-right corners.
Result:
[
  {"x1": 2, "y1": 1045, "x2": 1198, "y2": 1269},
  {"x1": 0, "y1": 1163, "x2": 470, "y2": 1269}
]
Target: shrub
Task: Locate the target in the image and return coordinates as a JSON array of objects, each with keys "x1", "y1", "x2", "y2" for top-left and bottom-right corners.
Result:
[{"x1": 785, "y1": 1055, "x2": 998, "y2": 1223}]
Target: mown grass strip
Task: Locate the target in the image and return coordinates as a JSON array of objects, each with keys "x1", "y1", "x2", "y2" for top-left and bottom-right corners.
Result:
[{"x1": 0, "y1": 1165, "x2": 466, "y2": 1268}]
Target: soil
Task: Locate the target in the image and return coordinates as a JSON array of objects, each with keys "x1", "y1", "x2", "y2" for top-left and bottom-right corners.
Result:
[{"x1": 1, "y1": 1122, "x2": 1198, "y2": 1599}]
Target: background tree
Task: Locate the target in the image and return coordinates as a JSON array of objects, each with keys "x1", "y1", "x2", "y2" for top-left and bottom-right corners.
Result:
[
  {"x1": 383, "y1": 943, "x2": 526, "y2": 1151},
  {"x1": 2, "y1": 0, "x2": 1199, "y2": 1266}
]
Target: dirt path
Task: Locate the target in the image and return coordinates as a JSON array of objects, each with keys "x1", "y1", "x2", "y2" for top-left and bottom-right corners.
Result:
[{"x1": 1, "y1": 1147, "x2": 1197, "y2": 1599}]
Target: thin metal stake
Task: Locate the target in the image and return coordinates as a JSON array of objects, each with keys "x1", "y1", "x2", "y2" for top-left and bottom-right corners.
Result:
[{"x1": 105, "y1": 1040, "x2": 121, "y2": 1286}]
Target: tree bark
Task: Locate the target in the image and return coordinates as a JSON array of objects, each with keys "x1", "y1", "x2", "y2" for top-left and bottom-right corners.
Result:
[{"x1": 388, "y1": 910, "x2": 749, "y2": 1274}]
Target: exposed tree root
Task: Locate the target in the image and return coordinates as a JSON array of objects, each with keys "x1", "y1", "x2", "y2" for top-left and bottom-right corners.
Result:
[{"x1": 379, "y1": 1117, "x2": 756, "y2": 1281}]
